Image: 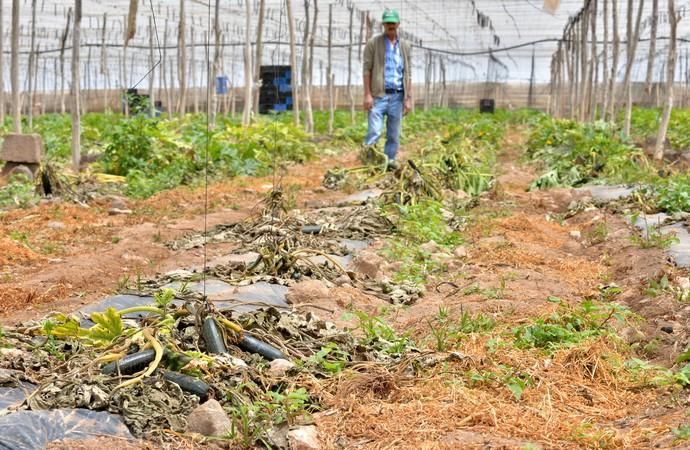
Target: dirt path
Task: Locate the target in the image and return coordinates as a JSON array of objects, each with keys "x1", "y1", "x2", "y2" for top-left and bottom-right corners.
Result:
[
  {"x1": 315, "y1": 127, "x2": 688, "y2": 449},
  {"x1": 0, "y1": 152, "x2": 357, "y2": 324}
]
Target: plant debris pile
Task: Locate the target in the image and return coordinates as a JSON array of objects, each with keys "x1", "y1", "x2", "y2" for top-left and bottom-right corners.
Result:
[{"x1": 0, "y1": 287, "x2": 420, "y2": 446}]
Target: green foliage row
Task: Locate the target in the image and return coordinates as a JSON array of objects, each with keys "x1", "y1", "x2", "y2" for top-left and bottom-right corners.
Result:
[{"x1": 526, "y1": 116, "x2": 655, "y2": 190}]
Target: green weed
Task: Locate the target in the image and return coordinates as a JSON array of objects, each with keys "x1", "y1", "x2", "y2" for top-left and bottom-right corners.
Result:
[
  {"x1": 513, "y1": 300, "x2": 630, "y2": 352},
  {"x1": 0, "y1": 173, "x2": 38, "y2": 209},
  {"x1": 353, "y1": 310, "x2": 411, "y2": 356}
]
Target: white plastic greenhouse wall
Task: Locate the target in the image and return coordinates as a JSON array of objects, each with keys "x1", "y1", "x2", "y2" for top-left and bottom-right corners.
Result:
[{"x1": 1, "y1": 0, "x2": 689, "y2": 112}]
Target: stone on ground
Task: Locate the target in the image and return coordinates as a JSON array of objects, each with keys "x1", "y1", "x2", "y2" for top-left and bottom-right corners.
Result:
[
  {"x1": 186, "y1": 399, "x2": 232, "y2": 436},
  {"x1": 0, "y1": 133, "x2": 44, "y2": 163},
  {"x1": 350, "y1": 250, "x2": 385, "y2": 279},
  {"x1": 268, "y1": 359, "x2": 296, "y2": 377},
  {"x1": 288, "y1": 425, "x2": 322, "y2": 450},
  {"x1": 286, "y1": 279, "x2": 330, "y2": 304}
]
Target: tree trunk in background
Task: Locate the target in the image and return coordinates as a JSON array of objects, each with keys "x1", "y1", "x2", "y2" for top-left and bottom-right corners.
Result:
[
  {"x1": 347, "y1": 6, "x2": 355, "y2": 124},
  {"x1": 176, "y1": 0, "x2": 187, "y2": 114},
  {"x1": 327, "y1": 4, "x2": 334, "y2": 134},
  {"x1": 149, "y1": 16, "x2": 156, "y2": 117},
  {"x1": 645, "y1": 0, "x2": 658, "y2": 97},
  {"x1": 301, "y1": 0, "x2": 312, "y2": 133},
  {"x1": 71, "y1": 0, "x2": 81, "y2": 170},
  {"x1": 606, "y1": 0, "x2": 619, "y2": 120},
  {"x1": 0, "y1": 0, "x2": 5, "y2": 125},
  {"x1": 253, "y1": 0, "x2": 265, "y2": 115},
  {"x1": 27, "y1": 0, "x2": 36, "y2": 129},
  {"x1": 601, "y1": 0, "x2": 608, "y2": 120},
  {"x1": 623, "y1": 0, "x2": 645, "y2": 136},
  {"x1": 285, "y1": 0, "x2": 299, "y2": 127},
  {"x1": 655, "y1": 0, "x2": 679, "y2": 160},
  {"x1": 10, "y1": 0, "x2": 19, "y2": 132},
  {"x1": 242, "y1": 0, "x2": 252, "y2": 126}
]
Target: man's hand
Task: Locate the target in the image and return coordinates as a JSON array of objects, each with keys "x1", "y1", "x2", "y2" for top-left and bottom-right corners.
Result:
[
  {"x1": 364, "y1": 93, "x2": 374, "y2": 111},
  {"x1": 404, "y1": 98, "x2": 412, "y2": 115}
]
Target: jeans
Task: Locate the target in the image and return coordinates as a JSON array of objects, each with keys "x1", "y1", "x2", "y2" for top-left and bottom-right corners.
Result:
[{"x1": 364, "y1": 92, "x2": 404, "y2": 161}]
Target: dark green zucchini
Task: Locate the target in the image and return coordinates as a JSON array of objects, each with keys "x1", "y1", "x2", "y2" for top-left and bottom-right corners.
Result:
[
  {"x1": 203, "y1": 317, "x2": 227, "y2": 354},
  {"x1": 101, "y1": 349, "x2": 156, "y2": 375},
  {"x1": 160, "y1": 369, "x2": 210, "y2": 401}
]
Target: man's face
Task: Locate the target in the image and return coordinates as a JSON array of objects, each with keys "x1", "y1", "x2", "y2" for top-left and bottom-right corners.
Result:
[{"x1": 384, "y1": 22, "x2": 399, "y2": 36}]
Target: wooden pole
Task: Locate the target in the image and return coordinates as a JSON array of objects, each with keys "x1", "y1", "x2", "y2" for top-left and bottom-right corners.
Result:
[
  {"x1": 253, "y1": 0, "x2": 265, "y2": 115},
  {"x1": 588, "y1": 0, "x2": 597, "y2": 121},
  {"x1": 623, "y1": 0, "x2": 645, "y2": 136},
  {"x1": 347, "y1": 6, "x2": 355, "y2": 124},
  {"x1": 601, "y1": 0, "x2": 608, "y2": 120},
  {"x1": 327, "y1": 3, "x2": 334, "y2": 134},
  {"x1": 654, "y1": 0, "x2": 679, "y2": 160},
  {"x1": 286, "y1": 0, "x2": 299, "y2": 126},
  {"x1": 301, "y1": 0, "x2": 314, "y2": 133},
  {"x1": 241, "y1": 0, "x2": 252, "y2": 126},
  {"x1": 101, "y1": 13, "x2": 110, "y2": 112},
  {"x1": 645, "y1": 0, "x2": 658, "y2": 98},
  {"x1": 424, "y1": 51, "x2": 431, "y2": 111},
  {"x1": 0, "y1": 0, "x2": 4, "y2": 124},
  {"x1": 177, "y1": 0, "x2": 187, "y2": 114},
  {"x1": 123, "y1": 14, "x2": 129, "y2": 117},
  {"x1": 27, "y1": 0, "x2": 36, "y2": 129},
  {"x1": 606, "y1": 0, "x2": 619, "y2": 121},
  {"x1": 10, "y1": 0, "x2": 19, "y2": 132},
  {"x1": 149, "y1": 16, "x2": 155, "y2": 117},
  {"x1": 71, "y1": 0, "x2": 81, "y2": 170},
  {"x1": 191, "y1": 27, "x2": 199, "y2": 113},
  {"x1": 308, "y1": 0, "x2": 318, "y2": 116}
]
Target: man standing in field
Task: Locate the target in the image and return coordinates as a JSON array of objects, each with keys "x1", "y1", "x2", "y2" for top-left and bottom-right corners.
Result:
[{"x1": 362, "y1": 9, "x2": 412, "y2": 171}]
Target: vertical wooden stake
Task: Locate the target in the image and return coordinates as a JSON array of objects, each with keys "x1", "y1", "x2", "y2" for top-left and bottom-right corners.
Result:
[
  {"x1": 327, "y1": 3, "x2": 334, "y2": 134},
  {"x1": 622, "y1": 0, "x2": 645, "y2": 136},
  {"x1": 177, "y1": 0, "x2": 187, "y2": 114},
  {"x1": 645, "y1": 0, "x2": 658, "y2": 98},
  {"x1": 0, "y1": 0, "x2": 5, "y2": 124},
  {"x1": 27, "y1": 0, "x2": 36, "y2": 129},
  {"x1": 347, "y1": 6, "x2": 354, "y2": 124},
  {"x1": 71, "y1": 0, "x2": 82, "y2": 170},
  {"x1": 253, "y1": 0, "x2": 265, "y2": 115},
  {"x1": 241, "y1": 0, "x2": 252, "y2": 126},
  {"x1": 654, "y1": 0, "x2": 679, "y2": 160},
  {"x1": 10, "y1": 0, "x2": 19, "y2": 132},
  {"x1": 601, "y1": 0, "x2": 609, "y2": 119},
  {"x1": 286, "y1": 0, "x2": 299, "y2": 126},
  {"x1": 149, "y1": 16, "x2": 156, "y2": 117}
]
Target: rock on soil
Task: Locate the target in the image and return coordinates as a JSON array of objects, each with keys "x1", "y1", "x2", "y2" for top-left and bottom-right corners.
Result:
[
  {"x1": 288, "y1": 425, "x2": 322, "y2": 450},
  {"x1": 186, "y1": 399, "x2": 232, "y2": 436},
  {"x1": 286, "y1": 279, "x2": 330, "y2": 304},
  {"x1": 350, "y1": 250, "x2": 385, "y2": 279},
  {"x1": 268, "y1": 359, "x2": 296, "y2": 377}
]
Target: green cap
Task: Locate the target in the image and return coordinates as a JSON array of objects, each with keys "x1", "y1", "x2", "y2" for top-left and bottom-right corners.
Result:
[{"x1": 382, "y1": 9, "x2": 400, "y2": 24}]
